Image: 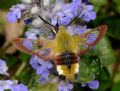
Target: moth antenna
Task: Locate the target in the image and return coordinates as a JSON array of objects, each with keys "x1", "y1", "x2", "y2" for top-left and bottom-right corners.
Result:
[
  {"x1": 65, "y1": 8, "x2": 83, "y2": 26},
  {"x1": 38, "y1": 15, "x2": 58, "y2": 29}
]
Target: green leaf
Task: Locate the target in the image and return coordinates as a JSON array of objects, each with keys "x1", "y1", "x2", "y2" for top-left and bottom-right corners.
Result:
[
  {"x1": 78, "y1": 60, "x2": 96, "y2": 82},
  {"x1": 29, "y1": 81, "x2": 58, "y2": 91},
  {"x1": 90, "y1": 0, "x2": 107, "y2": 5},
  {"x1": 104, "y1": 18, "x2": 120, "y2": 40},
  {"x1": 112, "y1": 81, "x2": 120, "y2": 91},
  {"x1": 0, "y1": 0, "x2": 20, "y2": 9},
  {"x1": 29, "y1": 75, "x2": 58, "y2": 91},
  {"x1": 95, "y1": 80, "x2": 112, "y2": 91},
  {"x1": 19, "y1": 52, "x2": 30, "y2": 62},
  {"x1": 114, "y1": 0, "x2": 120, "y2": 14},
  {"x1": 96, "y1": 37, "x2": 116, "y2": 65}
]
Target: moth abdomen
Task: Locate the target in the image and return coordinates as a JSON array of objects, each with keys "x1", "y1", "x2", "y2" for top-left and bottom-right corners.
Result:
[{"x1": 55, "y1": 52, "x2": 79, "y2": 80}]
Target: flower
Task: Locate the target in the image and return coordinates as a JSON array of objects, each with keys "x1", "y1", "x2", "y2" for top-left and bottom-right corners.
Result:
[
  {"x1": 58, "y1": 81, "x2": 73, "y2": 91},
  {"x1": 7, "y1": 8, "x2": 21, "y2": 23},
  {"x1": 11, "y1": 84, "x2": 28, "y2": 91},
  {"x1": 79, "y1": 3, "x2": 96, "y2": 22},
  {"x1": 0, "y1": 59, "x2": 9, "y2": 76},
  {"x1": 30, "y1": 56, "x2": 40, "y2": 69},
  {"x1": 25, "y1": 29, "x2": 40, "y2": 39},
  {"x1": 81, "y1": 80, "x2": 99, "y2": 89},
  {"x1": 7, "y1": 4, "x2": 30, "y2": 23},
  {"x1": 0, "y1": 80, "x2": 15, "y2": 91},
  {"x1": 43, "y1": 0, "x2": 51, "y2": 7},
  {"x1": 30, "y1": 56, "x2": 53, "y2": 83},
  {"x1": 31, "y1": 18, "x2": 44, "y2": 28},
  {"x1": 0, "y1": 80, "x2": 28, "y2": 91},
  {"x1": 24, "y1": 18, "x2": 33, "y2": 25},
  {"x1": 50, "y1": 0, "x2": 81, "y2": 26}
]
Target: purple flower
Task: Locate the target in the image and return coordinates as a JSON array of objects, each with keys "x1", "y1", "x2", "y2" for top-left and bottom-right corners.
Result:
[
  {"x1": 7, "y1": 8, "x2": 21, "y2": 23},
  {"x1": 58, "y1": 81, "x2": 73, "y2": 91},
  {"x1": 7, "y1": 4, "x2": 30, "y2": 23},
  {"x1": 30, "y1": 56, "x2": 40, "y2": 69},
  {"x1": 0, "y1": 59, "x2": 9, "y2": 76},
  {"x1": 11, "y1": 84, "x2": 28, "y2": 91},
  {"x1": 24, "y1": 18, "x2": 33, "y2": 25},
  {"x1": 50, "y1": 0, "x2": 81, "y2": 26},
  {"x1": 82, "y1": 0, "x2": 91, "y2": 5},
  {"x1": 79, "y1": 3, "x2": 96, "y2": 22},
  {"x1": 36, "y1": 59, "x2": 53, "y2": 75},
  {"x1": 81, "y1": 80, "x2": 99, "y2": 89},
  {"x1": 0, "y1": 80, "x2": 14, "y2": 91},
  {"x1": 0, "y1": 80, "x2": 28, "y2": 91},
  {"x1": 30, "y1": 56, "x2": 53, "y2": 83},
  {"x1": 25, "y1": 29, "x2": 40, "y2": 39}
]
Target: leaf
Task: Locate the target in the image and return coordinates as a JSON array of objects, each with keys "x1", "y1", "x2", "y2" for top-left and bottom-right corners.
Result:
[
  {"x1": 95, "y1": 80, "x2": 112, "y2": 91},
  {"x1": 78, "y1": 60, "x2": 97, "y2": 82},
  {"x1": 29, "y1": 81, "x2": 58, "y2": 91},
  {"x1": 29, "y1": 75, "x2": 58, "y2": 91},
  {"x1": 0, "y1": 0, "x2": 19, "y2": 10},
  {"x1": 114, "y1": 0, "x2": 120, "y2": 14},
  {"x1": 112, "y1": 81, "x2": 120, "y2": 91},
  {"x1": 104, "y1": 18, "x2": 120, "y2": 40},
  {"x1": 19, "y1": 52, "x2": 30, "y2": 62},
  {"x1": 90, "y1": 0, "x2": 107, "y2": 5},
  {"x1": 96, "y1": 37, "x2": 116, "y2": 65}
]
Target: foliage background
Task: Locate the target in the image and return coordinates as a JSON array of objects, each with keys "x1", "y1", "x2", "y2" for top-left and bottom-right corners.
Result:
[{"x1": 0, "y1": 0, "x2": 120, "y2": 91}]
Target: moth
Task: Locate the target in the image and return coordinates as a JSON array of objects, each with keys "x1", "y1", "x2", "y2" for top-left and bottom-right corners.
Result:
[{"x1": 12, "y1": 25, "x2": 107, "y2": 80}]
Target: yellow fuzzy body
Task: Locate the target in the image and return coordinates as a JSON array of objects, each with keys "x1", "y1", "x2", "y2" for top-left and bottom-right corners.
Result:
[
  {"x1": 43, "y1": 26, "x2": 86, "y2": 56},
  {"x1": 57, "y1": 63, "x2": 79, "y2": 80}
]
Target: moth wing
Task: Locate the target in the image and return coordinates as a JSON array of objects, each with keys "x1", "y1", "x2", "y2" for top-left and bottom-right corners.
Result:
[
  {"x1": 12, "y1": 38, "x2": 53, "y2": 60},
  {"x1": 81, "y1": 25, "x2": 107, "y2": 46},
  {"x1": 75, "y1": 25, "x2": 107, "y2": 55}
]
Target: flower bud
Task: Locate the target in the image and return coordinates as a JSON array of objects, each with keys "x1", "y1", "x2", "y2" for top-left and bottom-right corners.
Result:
[
  {"x1": 31, "y1": 18, "x2": 44, "y2": 28},
  {"x1": 21, "y1": 0, "x2": 32, "y2": 4},
  {"x1": 30, "y1": 5, "x2": 40, "y2": 15}
]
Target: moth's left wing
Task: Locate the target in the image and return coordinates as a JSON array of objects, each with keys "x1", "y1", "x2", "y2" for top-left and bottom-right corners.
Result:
[{"x1": 12, "y1": 38, "x2": 54, "y2": 60}]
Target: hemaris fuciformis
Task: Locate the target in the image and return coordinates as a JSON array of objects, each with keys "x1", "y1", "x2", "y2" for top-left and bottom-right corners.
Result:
[{"x1": 12, "y1": 25, "x2": 107, "y2": 81}]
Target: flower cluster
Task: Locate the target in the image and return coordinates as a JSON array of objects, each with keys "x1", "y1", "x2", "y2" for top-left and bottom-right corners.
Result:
[
  {"x1": 0, "y1": 59, "x2": 28, "y2": 91},
  {"x1": 7, "y1": 0, "x2": 96, "y2": 26},
  {"x1": 30, "y1": 56, "x2": 53, "y2": 83},
  {"x1": 0, "y1": 59, "x2": 9, "y2": 76},
  {"x1": 0, "y1": 80, "x2": 28, "y2": 91},
  {"x1": 7, "y1": 0, "x2": 101, "y2": 91}
]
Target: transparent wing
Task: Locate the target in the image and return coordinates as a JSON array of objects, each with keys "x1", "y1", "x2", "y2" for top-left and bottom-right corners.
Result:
[
  {"x1": 76, "y1": 25, "x2": 107, "y2": 55},
  {"x1": 81, "y1": 25, "x2": 107, "y2": 46},
  {"x1": 12, "y1": 38, "x2": 53, "y2": 60}
]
